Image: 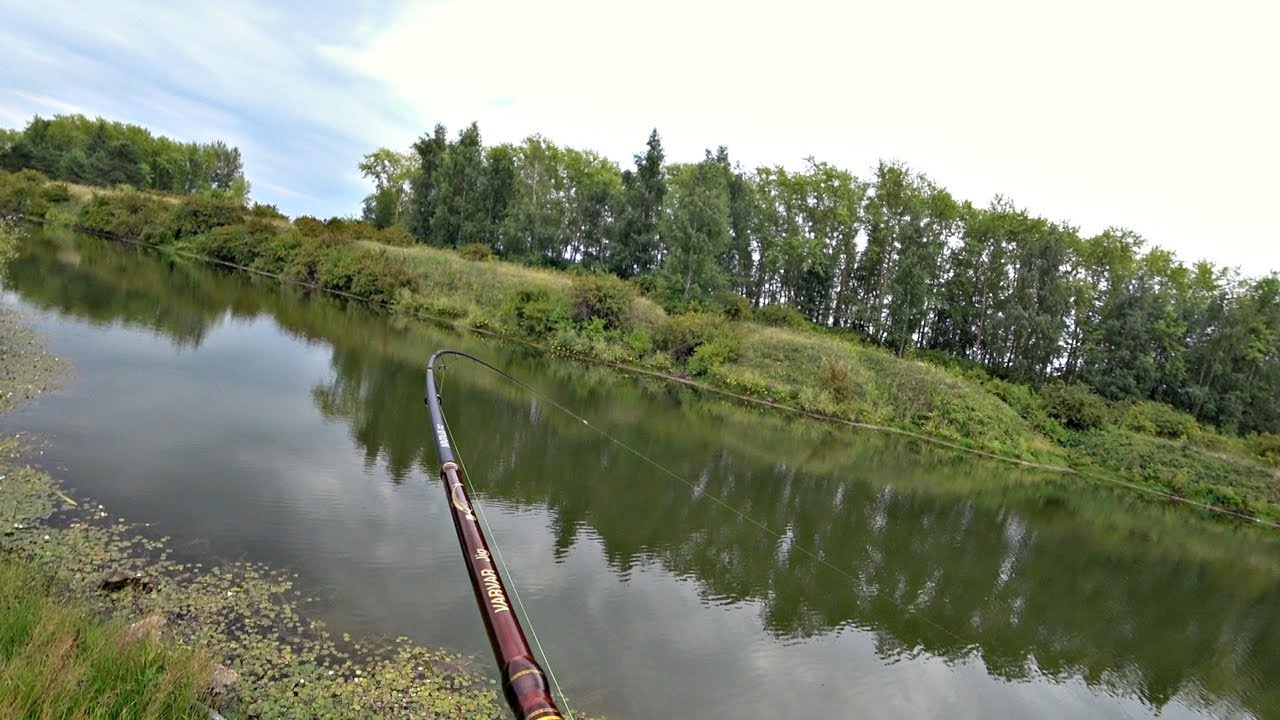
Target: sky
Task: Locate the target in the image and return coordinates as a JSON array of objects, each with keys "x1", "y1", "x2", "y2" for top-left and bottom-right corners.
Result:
[{"x1": 1, "y1": 0, "x2": 1276, "y2": 271}]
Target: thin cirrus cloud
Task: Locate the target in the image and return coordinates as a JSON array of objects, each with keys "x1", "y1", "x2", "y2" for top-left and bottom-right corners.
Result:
[{"x1": 2, "y1": 0, "x2": 1277, "y2": 271}]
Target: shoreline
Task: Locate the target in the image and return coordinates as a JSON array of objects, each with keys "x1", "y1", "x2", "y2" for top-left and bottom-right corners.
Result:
[
  {"x1": 45, "y1": 214, "x2": 1280, "y2": 526},
  {"x1": 0, "y1": 301, "x2": 512, "y2": 718}
]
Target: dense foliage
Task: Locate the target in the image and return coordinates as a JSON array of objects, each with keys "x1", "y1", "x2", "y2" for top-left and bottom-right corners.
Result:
[
  {"x1": 0, "y1": 114, "x2": 247, "y2": 200},
  {"x1": 364, "y1": 123, "x2": 1279, "y2": 436}
]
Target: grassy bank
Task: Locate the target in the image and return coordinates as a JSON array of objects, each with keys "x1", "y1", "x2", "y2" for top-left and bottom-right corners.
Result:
[
  {"x1": 0, "y1": 558, "x2": 214, "y2": 720},
  {"x1": 2, "y1": 168, "x2": 1277, "y2": 524},
  {"x1": 0, "y1": 288, "x2": 512, "y2": 716}
]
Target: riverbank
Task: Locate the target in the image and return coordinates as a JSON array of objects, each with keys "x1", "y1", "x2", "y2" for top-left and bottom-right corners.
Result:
[
  {"x1": 0, "y1": 298, "x2": 511, "y2": 716},
  {"x1": 2, "y1": 169, "x2": 1277, "y2": 524}
]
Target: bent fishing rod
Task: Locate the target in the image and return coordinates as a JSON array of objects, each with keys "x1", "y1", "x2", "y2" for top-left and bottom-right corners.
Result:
[{"x1": 424, "y1": 350, "x2": 565, "y2": 720}]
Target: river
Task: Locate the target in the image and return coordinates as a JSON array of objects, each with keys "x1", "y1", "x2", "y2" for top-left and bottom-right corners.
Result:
[{"x1": 2, "y1": 228, "x2": 1277, "y2": 720}]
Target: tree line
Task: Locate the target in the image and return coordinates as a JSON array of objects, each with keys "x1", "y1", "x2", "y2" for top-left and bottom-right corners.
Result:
[
  {"x1": 362, "y1": 123, "x2": 1279, "y2": 436},
  {"x1": 0, "y1": 114, "x2": 247, "y2": 199}
]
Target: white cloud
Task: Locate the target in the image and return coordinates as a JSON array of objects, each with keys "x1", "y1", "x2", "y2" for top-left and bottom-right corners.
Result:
[
  {"x1": 1, "y1": 0, "x2": 1275, "y2": 269},
  {"x1": 8, "y1": 90, "x2": 89, "y2": 116},
  {"x1": 330, "y1": 0, "x2": 1280, "y2": 271},
  {"x1": 0, "y1": 0, "x2": 412, "y2": 216}
]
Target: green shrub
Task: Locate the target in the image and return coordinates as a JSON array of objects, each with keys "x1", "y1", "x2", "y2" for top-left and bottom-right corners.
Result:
[
  {"x1": 322, "y1": 216, "x2": 378, "y2": 242},
  {"x1": 712, "y1": 366, "x2": 770, "y2": 396},
  {"x1": 0, "y1": 169, "x2": 51, "y2": 218},
  {"x1": 40, "y1": 182, "x2": 72, "y2": 204},
  {"x1": 458, "y1": 242, "x2": 495, "y2": 261},
  {"x1": 378, "y1": 224, "x2": 415, "y2": 247},
  {"x1": 549, "y1": 316, "x2": 614, "y2": 357},
  {"x1": 981, "y1": 377, "x2": 1068, "y2": 442},
  {"x1": 654, "y1": 313, "x2": 732, "y2": 363},
  {"x1": 569, "y1": 273, "x2": 634, "y2": 331},
  {"x1": 507, "y1": 287, "x2": 569, "y2": 336},
  {"x1": 624, "y1": 328, "x2": 654, "y2": 359},
  {"x1": 688, "y1": 337, "x2": 741, "y2": 376},
  {"x1": 75, "y1": 191, "x2": 167, "y2": 240},
  {"x1": 1068, "y1": 429, "x2": 1278, "y2": 520},
  {"x1": 347, "y1": 249, "x2": 418, "y2": 303},
  {"x1": 1121, "y1": 400, "x2": 1199, "y2": 440},
  {"x1": 293, "y1": 216, "x2": 326, "y2": 236},
  {"x1": 0, "y1": 219, "x2": 20, "y2": 270},
  {"x1": 250, "y1": 228, "x2": 305, "y2": 275},
  {"x1": 200, "y1": 218, "x2": 278, "y2": 267},
  {"x1": 822, "y1": 359, "x2": 854, "y2": 403},
  {"x1": 629, "y1": 273, "x2": 660, "y2": 296},
  {"x1": 280, "y1": 233, "x2": 342, "y2": 286},
  {"x1": 1038, "y1": 382, "x2": 1113, "y2": 431},
  {"x1": 249, "y1": 201, "x2": 286, "y2": 219},
  {"x1": 1252, "y1": 433, "x2": 1280, "y2": 466},
  {"x1": 313, "y1": 244, "x2": 412, "y2": 300},
  {"x1": 753, "y1": 303, "x2": 808, "y2": 328},
  {"x1": 152, "y1": 194, "x2": 246, "y2": 243},
  {"x1": 708, "y1": 291, "x2": 750, "y2": 319}
]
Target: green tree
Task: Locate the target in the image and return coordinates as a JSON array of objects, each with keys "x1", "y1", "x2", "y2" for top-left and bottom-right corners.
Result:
[
  {"x1": 406, "y1": 124, "x2": 449, "y2": 242},
  {"x1": 851, "y1": 162, "x2": 955, "y2": 352},
  {"x1": 1, "y1": 114, "x2": 245, "y2": 196},
  {"x1": 206, "y1": 141, "x2": 243, "y2": 191},
  {"x1": 478, "y1": 144, "x2": 517, "y2": 249},
  {"x1": 659, "y1": 154, "x2": 731, "y2": 302},
  {"x1": 996, "y1": 216, "x2": 1073, "y2": 382},
  {"x1": 611, "y1": 129, "x2": 666, "y2": 277},
  {"x1": 562, "y1": 148, "x2": 624, "y2": 269},
  {"x1": 809, "y1": 161, "x2": 865, "y2": 328},
  {"x1": 431, "y1": 122, "x2": 486, "y2": 247},
  {"x1": 1183, "y1": 275, "x2": 1280, "y2": 433},
  {"x1": 717, "y1": 149, "x2": 758, "y2": 299},
  {"x1": 358, "y1": 147, "x2": 416, "y2": 229},
  {"x1": 502, "y1": 135, "x2": 569, "y2": 262}
]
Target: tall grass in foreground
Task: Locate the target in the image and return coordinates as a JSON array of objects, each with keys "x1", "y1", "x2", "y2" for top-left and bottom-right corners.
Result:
[{"x1": 0, "y1": 557, "x2": 212, "y2": 720}]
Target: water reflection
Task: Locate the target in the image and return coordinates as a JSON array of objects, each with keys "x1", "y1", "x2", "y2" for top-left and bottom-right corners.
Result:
[{"x1": 4, "y1": 229, "x2": 1278, "y2": 719}]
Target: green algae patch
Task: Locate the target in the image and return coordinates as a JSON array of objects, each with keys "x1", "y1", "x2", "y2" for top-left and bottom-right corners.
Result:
[{"x1": 0, "y1": 452, "x2": 510, "y2": 719}]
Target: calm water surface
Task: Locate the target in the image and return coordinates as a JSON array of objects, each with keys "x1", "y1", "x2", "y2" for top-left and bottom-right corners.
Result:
[{"x1": 2, "y1": 230, "x2": 1278, "y2": 720}]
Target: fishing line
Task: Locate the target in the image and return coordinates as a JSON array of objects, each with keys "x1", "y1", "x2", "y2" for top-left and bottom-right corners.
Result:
[
  {"x1": 1069, "y1": 468, "x2": 1280, "y2": 529},
  {"x1": 431, "y1": 351, "x2": 975, "y2": 652},
  {"x1": 436, "y1": 372, "x2": 577, "y2": 720}
]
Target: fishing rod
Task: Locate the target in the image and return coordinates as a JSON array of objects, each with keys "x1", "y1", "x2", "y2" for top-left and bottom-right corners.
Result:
[{"x1": 424, "y1": 350, "x2": 565, "y2": 720}]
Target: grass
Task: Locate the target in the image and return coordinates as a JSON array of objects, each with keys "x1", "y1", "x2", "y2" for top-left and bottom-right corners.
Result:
[
  {"x1": 716, "y1": 325, "x2": 1069, "y2": 465},
  {"x1": 0, "y1": 557, "x2": 213, "y2": 720},
  {"x1": 375, "y1": 241, "x2": 669, "y2": 332}
]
